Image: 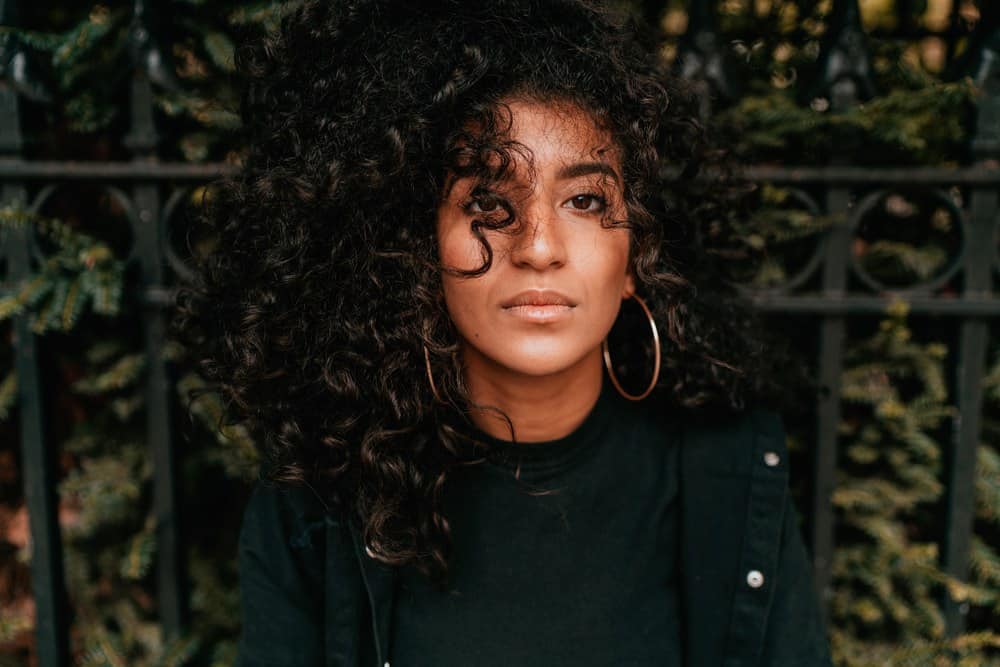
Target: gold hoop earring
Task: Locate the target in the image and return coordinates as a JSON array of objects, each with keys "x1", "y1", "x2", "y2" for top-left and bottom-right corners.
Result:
[
  {"x1": 602, "y1": 293, "x2": 661, "y2": 401},
  {"x1": 423, "y1": 344, "x2": 446, "y2": 404}
]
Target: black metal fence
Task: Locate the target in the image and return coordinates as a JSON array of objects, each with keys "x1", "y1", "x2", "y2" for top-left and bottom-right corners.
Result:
[{"x1": 2, "y1": 1, "x2": 998, "y2": 665}]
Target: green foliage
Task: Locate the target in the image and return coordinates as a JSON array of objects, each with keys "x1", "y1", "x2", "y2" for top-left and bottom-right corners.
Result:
[
  {"x1": 715, "y1": 79, "x2": 976, "y2": 165},
  {"x1": 831, "y1": 302, "x2": 950, "y2": 656},
  {"x1": 672, "y1": 1, "x2": 999, "y2": 662},
  {"x1": 1, "y1": 0, "x2": 302, "y2": 159},
  {"x1": 706, "y1": 182, "x2": 838, "y2": 287},
  {"x1": 0, "y1": 207, "x2": 124, "y2": 331},
  {"x1": 702, "y1": 0, "x2": 977, "y2": 166},
  {"x1": 0, "y1": 209, "x2": 255, "y2": 665},
  {"x1": 817, "y1": 300, "x2": 1000, "y2": 665}
]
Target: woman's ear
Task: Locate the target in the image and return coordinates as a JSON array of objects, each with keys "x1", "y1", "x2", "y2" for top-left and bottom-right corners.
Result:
[{"x1": 623, "y1": 268, "x2": 636, "y2": 299}]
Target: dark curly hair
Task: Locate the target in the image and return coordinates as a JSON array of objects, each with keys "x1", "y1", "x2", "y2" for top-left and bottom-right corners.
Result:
[{"x1": 172, "y1": 0, "x2": 799, "y2": 587}]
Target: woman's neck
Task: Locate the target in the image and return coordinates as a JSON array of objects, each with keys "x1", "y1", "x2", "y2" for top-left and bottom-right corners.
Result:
[{"x1": 461, "y1": 344, "x2": 604, "y2": 443}]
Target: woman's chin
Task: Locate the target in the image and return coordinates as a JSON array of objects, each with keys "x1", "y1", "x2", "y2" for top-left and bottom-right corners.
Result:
[
  {"x1": 489, "y1": 346, "x2": 596, "y2": 379},
  {"x1": 502, "y1": 360, "x2": 575, "y2": 378}
]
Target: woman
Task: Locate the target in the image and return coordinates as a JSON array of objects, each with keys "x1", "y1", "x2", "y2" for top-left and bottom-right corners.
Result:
[{"x1": 174, "y1": 0, "x2": 831, "y2": 664}]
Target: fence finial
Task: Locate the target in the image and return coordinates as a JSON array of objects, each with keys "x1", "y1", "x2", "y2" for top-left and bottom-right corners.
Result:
[
  {"x1": 801, "y1": 0, "x2": 877, "y2": 111},
  {"x1": 123, "y1": 0, "x2": 180, "y2": 155},
  {"x1": 0, "y1": 0, "x2": 52, "y2": 155},
  {"x1": 675, "y1": 0, "x2": 735, "y2": 118},
  {"x1": 950, "y1": 4, "x2": 1000, "y2": 161}
]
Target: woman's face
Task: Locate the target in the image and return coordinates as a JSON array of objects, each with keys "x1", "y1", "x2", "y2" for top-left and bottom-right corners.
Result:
[{"x1": 436, "y1": 97, "x2": 635, "y2": 379}]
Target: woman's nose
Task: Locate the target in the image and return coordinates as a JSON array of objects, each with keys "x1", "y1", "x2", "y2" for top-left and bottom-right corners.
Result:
[{"x1": 508, "y1": 203, "x2": 567, "y2": 270}]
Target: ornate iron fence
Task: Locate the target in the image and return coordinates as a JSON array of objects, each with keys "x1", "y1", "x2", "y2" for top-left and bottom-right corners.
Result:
[{"x1": 2, "y1": 0, "x2": 998, "y2": 664}]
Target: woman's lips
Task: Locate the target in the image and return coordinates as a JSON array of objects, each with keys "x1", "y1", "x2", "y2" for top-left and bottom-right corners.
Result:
[
  {"x1": 502, "y1": 304, "x2": 575, "y2": 323},
  {"x1": 499, "y1": 288, "x2": 577, "y2": 308}
]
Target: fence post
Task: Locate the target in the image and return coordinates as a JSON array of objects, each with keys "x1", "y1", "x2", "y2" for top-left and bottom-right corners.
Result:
[
  {"x1": 0, "y1": 1, "x2": 69, "y2": 664},
  {"x1": 802, "y1": 0, "x2": 875, "y2": 631},
  {"x1": 123, "y1": 0, "x2": 189, "y2": 641},
  {"x1": 941, "y1": 3, "x2": 1000, "y2": 636}
]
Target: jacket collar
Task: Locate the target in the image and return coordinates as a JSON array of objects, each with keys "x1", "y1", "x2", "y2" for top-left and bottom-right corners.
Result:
[{"x1": 346, "y1": 408, "x2": 789, "y2": 667}]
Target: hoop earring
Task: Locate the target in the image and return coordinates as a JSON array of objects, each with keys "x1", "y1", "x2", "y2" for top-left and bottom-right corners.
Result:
[
  {"x1": 602, "y1": 293, "x2": 661, "y2": 401},
  {"x1": 423, "y1": 344, "x2": 446, "y2": 404}
]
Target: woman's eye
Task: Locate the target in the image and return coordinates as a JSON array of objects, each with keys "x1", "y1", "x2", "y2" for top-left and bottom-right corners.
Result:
[
  {"x1": 466, "y1": 196, "x2": 501, "y2": 214},
  {"x1": 566, "y1": 194, "x2": 607, "y2": 212}
]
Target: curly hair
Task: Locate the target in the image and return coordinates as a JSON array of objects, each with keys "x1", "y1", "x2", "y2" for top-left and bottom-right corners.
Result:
[{"x1": 172, "y1": 0, "x2": 802, "y2": 587}]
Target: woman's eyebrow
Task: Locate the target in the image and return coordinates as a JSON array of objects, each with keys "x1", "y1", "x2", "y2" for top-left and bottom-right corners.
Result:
[
  {"x1": 556, "y1": 161, "x2": 620, "y2": 184},
  {"x1": 442, "y1": 161, "x2": 619, "y2": 199}
]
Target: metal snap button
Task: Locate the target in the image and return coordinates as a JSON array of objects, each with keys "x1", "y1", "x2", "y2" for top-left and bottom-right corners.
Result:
[
  {"x1": 763, "y1": 451, "x2": 780, "y2": 467},
  {"x1": 747, "y1": 569, "x2": 765, "y2": 588}
]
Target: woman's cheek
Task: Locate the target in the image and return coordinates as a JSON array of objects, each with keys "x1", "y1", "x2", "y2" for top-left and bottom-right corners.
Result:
[
  {"x1": 442, "y1": 280, "x2": 489, "y2": 349},
  {"x1": 438, "y1": 220, "x2": 486, "y2": 272}
]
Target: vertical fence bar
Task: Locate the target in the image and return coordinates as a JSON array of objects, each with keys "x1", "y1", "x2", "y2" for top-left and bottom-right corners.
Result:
[
  {"x1": 943, "y1": 205, "x2": 992, "y2": 635},
  {"x1": 5, "y1": 200, "x2": 70, "y2": 667},
  {"x1": 805, "y1": 0, "x2": 876, "y2": 628},
  {"x1": 941, "y1": 9, "x2": 1000, "y2": 635},
  {"x1": 1, "y1": 1, "x2": 69, "y2": 663},
  {"x1": 124, "y1": 0, "x2": 188, "y2": 639},
  {"x1": 811, "y1": 195, "x2": 848, "y2": 628}
]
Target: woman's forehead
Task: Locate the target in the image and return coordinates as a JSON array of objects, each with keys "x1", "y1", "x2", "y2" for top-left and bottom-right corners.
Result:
[{"x1": 443, "y1": 97, "x2": 623, "y2": 188}]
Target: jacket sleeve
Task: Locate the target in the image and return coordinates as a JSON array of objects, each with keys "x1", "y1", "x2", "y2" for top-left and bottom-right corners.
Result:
[
  {"x1": 235, "y1": 482, "x2": 327, "y2": 667},
  {"x1": 759, "y1": 492, "x2": 834, "y2": 666}
]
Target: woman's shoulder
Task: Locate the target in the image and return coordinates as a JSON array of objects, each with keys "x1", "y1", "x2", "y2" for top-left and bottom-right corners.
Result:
[
  {"x1": 239, "y1": 478, "x2": 348, "y2": 561},
  {"x1": 235, "y1": 481, "x2": 364, "y2": 665},
  {"x1": 674, "y1": 405, "x2": 788, "y2": 477}
]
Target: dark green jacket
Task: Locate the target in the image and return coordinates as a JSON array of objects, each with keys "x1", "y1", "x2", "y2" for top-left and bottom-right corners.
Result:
[{"x1": 235, "y1": 408, "x2": 834, "y2": 666}]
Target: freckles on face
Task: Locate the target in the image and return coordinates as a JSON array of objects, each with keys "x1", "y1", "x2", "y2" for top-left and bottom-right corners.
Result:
[{"x1": 435, "y1": 97, "x2": 636, "y2": 377}]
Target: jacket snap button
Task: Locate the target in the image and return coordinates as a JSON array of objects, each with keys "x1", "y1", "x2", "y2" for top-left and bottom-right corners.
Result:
[
  {"x1": 747, "y1": 570, "x2": 765, "y2": 588},
  {"x1": 763, "y1": 451, "x2": 780, "y2": 467}
]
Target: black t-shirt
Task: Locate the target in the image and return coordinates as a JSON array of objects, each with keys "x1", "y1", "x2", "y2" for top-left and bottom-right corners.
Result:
[{"x1": 390, "y1": 379, "x2": 683, "y2": 666}]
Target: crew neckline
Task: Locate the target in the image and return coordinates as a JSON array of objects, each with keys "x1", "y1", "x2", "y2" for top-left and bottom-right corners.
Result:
[{"x1": 465, "y1": 380, "x2": 617, "y2": 473}]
